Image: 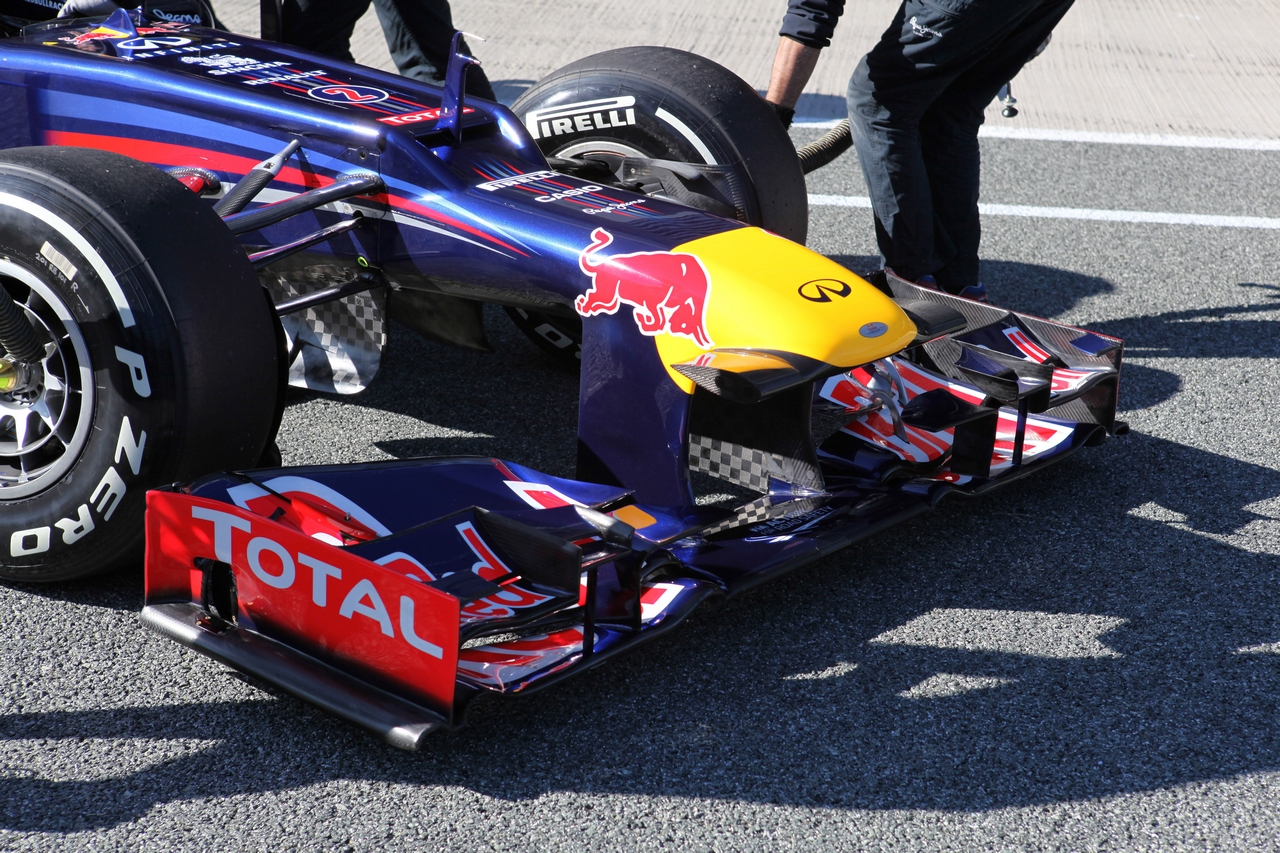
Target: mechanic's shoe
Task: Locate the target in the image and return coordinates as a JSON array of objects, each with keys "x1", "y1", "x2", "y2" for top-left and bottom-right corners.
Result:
[
  {"x1": 953, "y1": 282, "x2": 989, "y2": 303},
  {"x1": 895, "y1": 270, "x2": 989, "y2": 303},
  {"x1": 885, "y1": 268, "x2": 938, "y2": 289}
]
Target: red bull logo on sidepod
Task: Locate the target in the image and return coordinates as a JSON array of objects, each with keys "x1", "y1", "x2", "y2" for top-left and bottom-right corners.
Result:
[{"x1": 574, "y1": 228, "x2": 714, "y2": 348}]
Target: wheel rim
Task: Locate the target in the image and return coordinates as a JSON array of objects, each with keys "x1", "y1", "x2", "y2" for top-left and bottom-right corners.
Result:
[
  {"x1": 553, "y1": 139, "x2": 649, "y2": 171},
  {"x1": 0, "y1": 262, "x2": 94, "y2": 499}
]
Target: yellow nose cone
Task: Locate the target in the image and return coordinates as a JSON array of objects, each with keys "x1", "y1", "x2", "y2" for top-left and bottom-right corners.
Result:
[{"x1": 652, "y1": 227, "x2": 917, "y2": 391}]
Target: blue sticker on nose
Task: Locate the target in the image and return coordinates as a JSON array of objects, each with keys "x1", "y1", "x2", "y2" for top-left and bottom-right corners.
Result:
[{"x1": 860, "y1": 322, "x2": 888, "y2": 338}]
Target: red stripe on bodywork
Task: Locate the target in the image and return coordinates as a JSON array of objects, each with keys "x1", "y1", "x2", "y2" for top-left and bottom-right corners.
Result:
[
  {"x1": 386, "y1": 95, "x2": 426, "y2": 108},
  {"x1": 44, "y1": 131, "x2": 331, "y2": 189},
  {"x1": 47, "y1": 131, "x2": 528, "y2": 254},
  {"x1": 269, "y1": 82, "x2": 312, "y2": 94},
  {"x1": 370, "y1": 192, "x2": 529, "y2": 256}
]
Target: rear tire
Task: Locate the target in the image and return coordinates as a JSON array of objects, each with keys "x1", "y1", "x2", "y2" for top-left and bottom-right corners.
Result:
[
  {"x1": 508, "y1": 46, "x2": 808, "y2": 364},
  {"x1": 0, "y1": 147, "x2": 279, "y2": 582}
]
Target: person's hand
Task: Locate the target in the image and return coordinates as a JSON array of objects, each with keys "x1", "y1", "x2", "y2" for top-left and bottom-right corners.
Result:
[{"x1": 768, "y1": 102, "x2": 796, "y2": 129}]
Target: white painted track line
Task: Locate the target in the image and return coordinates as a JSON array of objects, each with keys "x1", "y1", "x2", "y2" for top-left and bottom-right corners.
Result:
[
  {"x1": 793, "y1": 121, "x2": 1280, "y2": 151},
  {"x1": 808, "y1": 194, "x2": 1280, "y2": 229},
  {"x1": 976, "y1": 127, "x2": 1280, "y2": 151}
]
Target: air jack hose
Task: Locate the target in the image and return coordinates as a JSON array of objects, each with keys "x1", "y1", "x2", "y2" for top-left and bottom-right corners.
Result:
[
  {"x1": 796, "y1": 119, "x2": 852, "y2": 175},
  {"x1": 0, "y1": 288, "x2": 43, "y2": 365}
]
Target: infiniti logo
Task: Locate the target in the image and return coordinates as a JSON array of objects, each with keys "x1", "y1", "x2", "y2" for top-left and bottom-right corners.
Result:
[
  {"x1": 116, "y1": 36, "x2": 192, "y2": 50},
  {"x1": 797, "y1": 279, "x2": 852, "y2": 303}
]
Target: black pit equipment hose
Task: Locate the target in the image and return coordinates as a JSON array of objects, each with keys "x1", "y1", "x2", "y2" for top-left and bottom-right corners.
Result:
[{"x1": 796, "y1": 119, "x2": 852, "y2": 175}]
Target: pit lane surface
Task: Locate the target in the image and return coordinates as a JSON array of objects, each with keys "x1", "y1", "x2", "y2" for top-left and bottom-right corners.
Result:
[{"x1": 6, "y1": 11, "x2": 1280, "y2": 853}]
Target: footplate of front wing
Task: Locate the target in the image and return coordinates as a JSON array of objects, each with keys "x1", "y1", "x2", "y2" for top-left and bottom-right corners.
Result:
[{"x1": 141, "y1": 601, "x2": 447, "y2": 750}]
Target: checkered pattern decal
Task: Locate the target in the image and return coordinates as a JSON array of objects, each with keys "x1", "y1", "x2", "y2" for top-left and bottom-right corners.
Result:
[
  {"x1": 702, "y1": 496, "x2": 777, "y2": 536},
  {"x1": 701, "y1": 495, "x2": 825, "y2": 537},
  {"x1": 266, "y1": 268, "x2": 387, "y2": 395},
  {"x1": 688, "y1": 434, "x2": 778, "y2": 493}
]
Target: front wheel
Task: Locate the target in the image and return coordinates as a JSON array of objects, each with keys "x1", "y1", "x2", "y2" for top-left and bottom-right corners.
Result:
[
  {"x1": 0, "y1": 147, "x2": 280, "y2": 582},
  {"x1": 508, "y1": 46, "x2": 809, "y2": 364}
]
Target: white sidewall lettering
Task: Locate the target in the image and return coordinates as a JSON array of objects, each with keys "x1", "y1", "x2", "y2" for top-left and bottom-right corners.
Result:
[
  {"x1": 525, "y1": 96, "x2": 636, "y2": 140},
  {"x1": 10, "y1": 527, "x2": 50, "y2": 556},
  {"x1": 54, "y1": 504, "x2": 94, "y2": 545},
  {"x1": 89, "y1": 466, "x2": 126, "y2": 521},
  {"x1": 0, "y1": 192, "x2": 134, "y2": 326},
  {"x1": 114, "y1": 347, "x2": 152, "y2": 398},
  {"x1": 114, "y1": 416, "x2": 146, "y2": 476}
]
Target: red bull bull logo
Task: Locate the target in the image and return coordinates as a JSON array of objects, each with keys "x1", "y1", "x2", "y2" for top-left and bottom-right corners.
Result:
[
  {"x1": 575, "y1": 228, "x2": 714, "y2": 349},
  {"x1": 66, "y1": 25, "x2": 160, "y2": 46}
]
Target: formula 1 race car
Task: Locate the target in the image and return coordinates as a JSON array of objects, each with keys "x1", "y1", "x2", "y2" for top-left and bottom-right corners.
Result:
[{"x1": 0, "y1": 6, "x2": 1123, "y2": 746}]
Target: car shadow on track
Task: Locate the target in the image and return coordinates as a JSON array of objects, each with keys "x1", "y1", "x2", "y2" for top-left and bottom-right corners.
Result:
[
  {"x1": 1, "y1": 566, "x2": 143, "y2": 614},
  {"x1": 3, "y1": 431, "x2": 1279, "y2": 828},
  {"x1": 276, "y1": 306, "x2": 583, "y2": 477},
  {"x1": 1095, "y1": 282, "x2": 1280, "y2": 360},
  {"x1": 827, "y1": 254, "x2": 1117, "y2": 321},
  {"x1": 1082, "y1": 279, "x2": 1280, "y2": 410},
  {"x1": 826, "y1": 254, "x2": 1180, "y2": 409}
]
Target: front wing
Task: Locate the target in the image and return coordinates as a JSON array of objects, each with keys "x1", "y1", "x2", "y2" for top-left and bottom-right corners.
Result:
[{"x1": 143, "y1": 286, "x2": 1123, "y2": 748}]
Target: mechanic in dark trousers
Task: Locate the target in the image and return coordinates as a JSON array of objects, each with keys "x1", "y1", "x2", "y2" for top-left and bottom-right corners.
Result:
[
  {"x1": 765, "y1": 0, "x2": 1075, "y2": 301},
  {"x1": 281, "y1": 0, "x2": 495, "y2": 100},
  {"x1": 45, "y1": 0, "x2": 496, "y2": 99}
]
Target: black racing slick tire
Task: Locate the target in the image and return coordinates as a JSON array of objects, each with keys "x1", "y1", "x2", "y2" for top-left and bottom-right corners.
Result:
[
  {"x1": 508, "y1": 46, "x2": 809, "y2": 363},
  {"x1": 0, "y1": 147, "x2": 280, "y2": 582}
]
